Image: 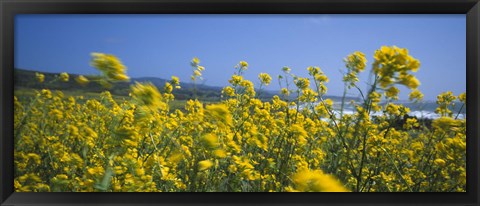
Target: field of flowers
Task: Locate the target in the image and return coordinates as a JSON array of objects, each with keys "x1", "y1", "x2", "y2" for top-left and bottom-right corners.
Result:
[{"x1": 13, "y1": 46, "x2": 466, "y2": 192}]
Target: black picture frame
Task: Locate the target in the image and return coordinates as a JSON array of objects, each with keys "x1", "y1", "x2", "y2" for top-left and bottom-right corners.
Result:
[{"x1": 1, "y1": 0, "x2": 479, "y2": 206}]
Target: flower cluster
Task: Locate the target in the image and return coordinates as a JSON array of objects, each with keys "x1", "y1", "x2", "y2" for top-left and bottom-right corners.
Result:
[
  {"x1": 343, "y1": 51, "x2": 367, "y2": 88},
  {"x1": 258, "y1": 73, "x2": 272, "y2": 86},
  {"x1": 372, "y1": 46, "x2": 422, "y2": 100},
  {"x1": 190, "y1": 57, "x2": 205, "y2": 81},
  {"x1": 91, "y1": 52, "x2": 130, "y2": 82},
  {"x1": 14, "y1": 46, "x2": 466, "y2": 192},
  {"x1": 35, "y1": 72, "x2": 45, "y2": 83}
]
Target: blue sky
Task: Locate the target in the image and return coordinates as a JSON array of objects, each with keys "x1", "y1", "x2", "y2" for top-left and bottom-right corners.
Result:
[{"x1": 15, "y1": 14, "x2": 466, "y2": 100}]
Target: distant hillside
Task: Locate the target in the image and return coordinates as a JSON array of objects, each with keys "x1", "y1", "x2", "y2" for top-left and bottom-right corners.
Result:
[
  {"x1": 14, "y1": 68, "x2": 268, "y2": 101},
  {"x1": 14, "y1": 68, "x2": 360, "y2": 102},
  {"x1": 15, "y1": 68, "x2": 131, "y2": 96}
]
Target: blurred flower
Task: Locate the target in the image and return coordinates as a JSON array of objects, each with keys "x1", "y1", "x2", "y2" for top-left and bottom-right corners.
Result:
[
  {"x1": 60, "y1": 72, "x2": 69, "y2": 82},
  {"x1": 75, "y1": 75, "x2": 89, "y2": 86},
  {"x1": 90, "y1": 52, "x2": 130, "y2": 82},
  {"x1": 198, "y1": 160, "x2": 214, "y2": 171},
  {"x1": 35, "y1": 72, "x2": 45, "y2": 83},
  {"x1": 191, "y1": 57, "x2": 200, "y2": 67},
  {"x1": 258, "y1": 73, "x2": 272, "y2": 85}
]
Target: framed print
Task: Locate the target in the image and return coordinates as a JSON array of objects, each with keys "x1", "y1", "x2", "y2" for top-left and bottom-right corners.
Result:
[{"x1": 1, "y1": 0, "x2": 479, "y2": 206}]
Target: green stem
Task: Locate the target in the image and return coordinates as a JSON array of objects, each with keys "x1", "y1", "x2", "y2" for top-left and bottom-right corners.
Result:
[{"x1": 340, "y1": 85, "x2": 348, "y2": 118}]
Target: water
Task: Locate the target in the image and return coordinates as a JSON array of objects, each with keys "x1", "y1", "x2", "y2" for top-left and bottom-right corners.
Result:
[{"x1": 298, "y1": 101, "x2": 466, "y2": 120}]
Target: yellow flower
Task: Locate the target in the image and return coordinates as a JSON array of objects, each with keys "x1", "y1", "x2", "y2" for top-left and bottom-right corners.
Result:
[
  {"x1": 193, "y1": 70, "x2": 202, "y2": 77},
  {"x1": 307, "y1": 66, "x2": 321, "y2": 75},
  {"x1": 191, "y1": 57, "x2": 200, "y2": 67},
  {"x1": 229, "y1": 75, "x2": 243, "y2": 85},
  {"x1": 164, "y1": 82, "x2": 173, "y2": 94},
  {"x1": 12, "y1": 47, "x2": 467, "y2": 193},
  {"x1": 130, "y1": 82, "x2": 165, "y2": 111},
  {"x1": 404, "y1": 118, "x2": 419, "y2": 130},
  {"x1": 409, "y1": 89, "x2": 424, "y2": 101},
  {"x1": 35, "y1": 72, "x2": 45, "y2": 83},
  {"x1": 258, "y1": 73, "x2": 272, "y2": 85},
  {"x1": 90, "y1": 52, "x2": 130, "y2": 82},
  {"x1": 385, "y1": 86, "x2": 400, "y2": 99},
  {"x1": 432, "y1": 117, "x2": 462, "y2": 129},
  {"x1": 213, "y1": 149, "x2": 227, "y2": 158},
  {"x1": 314, "y1": 73, "x2": 329, "y2": 83},
  {"x1": 434, "y1": 159, "x2": 446, "y2": 167},
  {"x1": 324, "y1": 98, "x2": 333, "y2": 107},
  {"x1": 59, "y1": 72, "x2": 69, "y2": 82},
  {"x1": 56, "y1": 174, "x2": 69, "y2": 180},
  {"x1": 345, "y1": 51, "x2": 367, "y2": 73},
  {"x1": 385, "y1": 103, "x2": 401, "y2": 116},
  {"x1": 292, "y1": 169, "x2": 348, "y2": 192},
  {"x1": 372, "y1": 46, "x2": 420, "y2": 89},
  {"x1": 113, "y1": 73, "x2": 130, "y2": 81},
  {"x1": 239, "y1": 61, "x2": 248, "y2": 69},
  {"x1": 399, "y1": 74, "x2": 420, "y2": 89},
  {"x1": 300, "y1": 88, "x2": 318, "y2": 102},
  {"x1": 294, "y1": 77, "x2": 310, "y2": 90},
  {"x1": 205, "y1": 103, "x2": 232, "y2": 125},
  {"x1": 201, "y1": 133, "x2": 219, "y2": 149},
  {"x1": 411, "y1": 141, "x2": 424, "y2": 151},
  {"x1": 281, "y1": 88, "x2": 289, "y2": 95},
  {"x1": 27, "y1": 153, "x2": 41, "y2": 164},
  {"x1": 289, "y1": 124, "x2": 308, "y2": 146},
  {"x1": 171, "y1": 76, "x2": 180, "y2": 85},
  {"x1": 75, "y1": 75, "x2": 89, "y2": 85},
  {"x1": 198, "y1": 160, "x2": 214, "y2": 171},
  {"x1": 458, "y1": 92, "x2": 466, "y2": 103},
  {"x1": 239, "y1": 80, "x2": 256, "y2": 97},
  {"x1": 222, "y1": 86, "x2": 235, "y2": 97},
  {"x1": 435, "y1": 91, "x2": 457, "y2": 117},
  {"x1": 41, "y1": 89, "x2": 52, "y2": 98}
]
